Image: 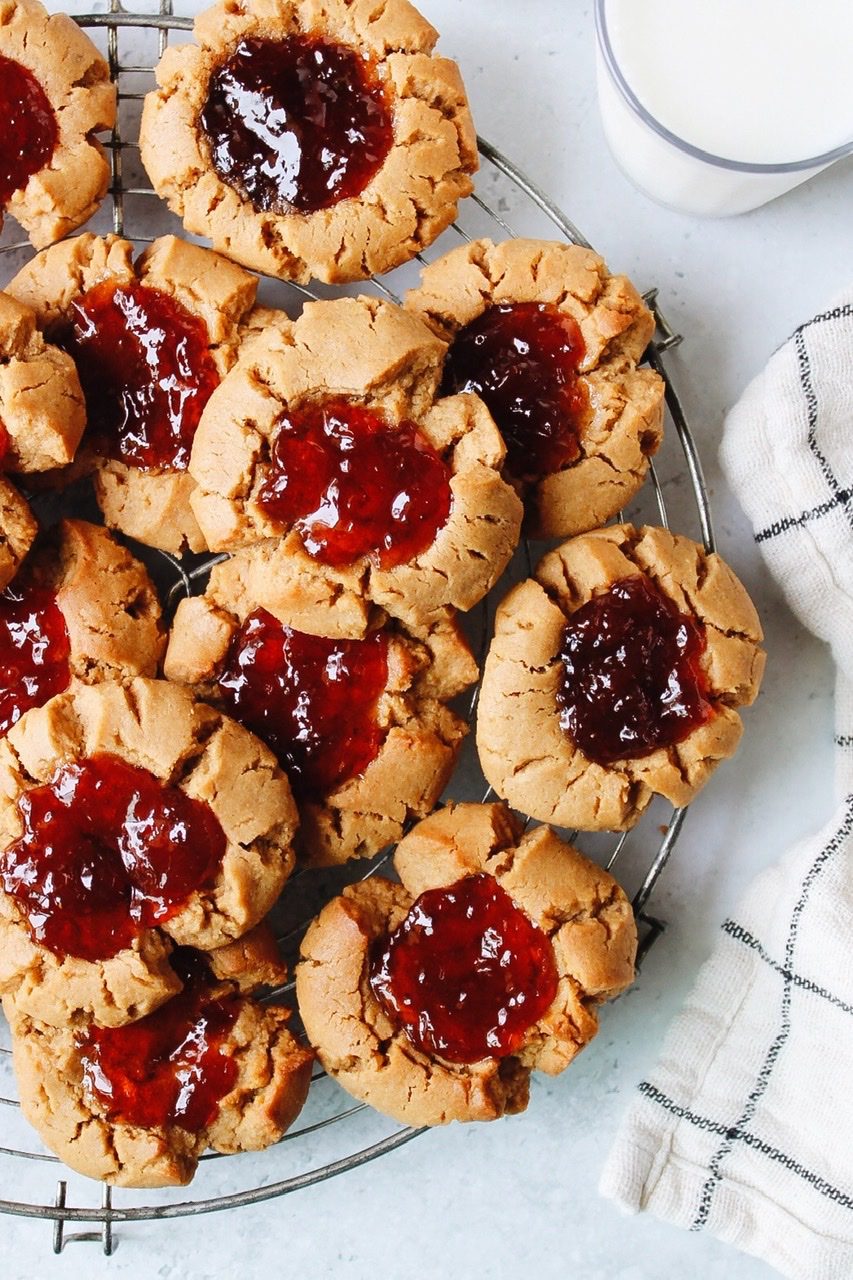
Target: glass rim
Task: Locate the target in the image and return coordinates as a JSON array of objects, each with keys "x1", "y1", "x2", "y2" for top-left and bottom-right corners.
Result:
[{"x1": 595, "y1": 0, "x2": 853, "y2": 175}]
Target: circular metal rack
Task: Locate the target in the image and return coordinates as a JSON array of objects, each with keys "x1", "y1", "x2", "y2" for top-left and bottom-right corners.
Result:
[{"x1": 0, "y1": 0, "x2": 714, "y2": 1253}]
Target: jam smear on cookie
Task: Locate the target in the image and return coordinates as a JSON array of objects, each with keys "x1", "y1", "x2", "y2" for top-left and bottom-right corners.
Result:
[
  {"x1": 200, "y1": 35, "x2": 393, "y2": 215},
  {"x1": 0, "y1": 753, "x2": 226, "y2": 961},
  {"x1": 371, "y1": 871, "x2": 558, "y2": 1064},
  {"x1": 58, "y1": 279, "x2": 220, "y2": 470},
  {"x1": 257, "y1": 398, "x2": 453, "y2": 568},
  {"x1": 0, "y1": 56, "x2": 59, "y2": 207},
  {"x1": 441, "y1": 302, "x2": 589, "y2": 480},
  {"x1": 218, "y1": 608, "x2": 389, "y2": 800},
  {"x1": 0, "y1": 584, "x2": 71, "y2": 734},
  {"x1": 78, "y1": 951, "x2": 239, "y2": 1131},
  {"x1": 557, "y1": 574, "x2": 712, "y2": 766}
]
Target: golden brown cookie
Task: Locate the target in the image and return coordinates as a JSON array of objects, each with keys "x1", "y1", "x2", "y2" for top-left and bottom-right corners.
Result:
[
  {"x1": 7, "y1": 927, "x2": 313, "y2": 1187},
  {"x1": 0, "y1": 476, "x2": 36, "y2": 590},
  {"x1": 405, "y1": 238, "x2": 665, "y2": 538},
  {"x1": 477, "y1": 525, "x2": 765, "y2": 830},
  {"x1": 0, "y1": 677, "x2": 298, "y2": 1028},
  {"x1": 139, "y1": 0, "x2": 477, "y2": 284},
  {"x1": 187, "y1": 296, "x2": 523, "y2": 635},
  {"x1": 6, "y1": 234, "x2": 268, "y2": 555},
  {"x1": 0, "y1": 0, "x2": 115, "y2": 248},
  {"x1": 0, "y1": 519, "x2": 165, "y2": 741},
  {"x1": 296, "y1": 802, "x2": 636, "y2": 1126},
  {"x1": 18, "y1": 518, "x2": 164, "y2": 685},
  {"x1": 0, "y1": 292, "x2": 85, "y2": 472},
  {"x1": 165, "y1": 572, "x2": 478, "y2": 865}
]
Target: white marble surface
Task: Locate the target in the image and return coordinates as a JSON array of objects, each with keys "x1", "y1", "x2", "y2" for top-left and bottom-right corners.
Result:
[{"x1": 2, "y1": 1, "x2": 852, "y2": 1276}]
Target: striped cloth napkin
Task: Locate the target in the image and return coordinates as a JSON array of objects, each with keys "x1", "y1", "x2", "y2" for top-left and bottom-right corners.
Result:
[{"x1": 599, "y1": 290, "x2": 853, "y2": 1280}]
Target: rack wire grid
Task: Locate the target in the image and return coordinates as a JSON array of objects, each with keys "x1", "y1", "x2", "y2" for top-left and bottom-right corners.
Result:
[{"x1": 0, "y1": 0, "x2": 714, "y2": 1254}]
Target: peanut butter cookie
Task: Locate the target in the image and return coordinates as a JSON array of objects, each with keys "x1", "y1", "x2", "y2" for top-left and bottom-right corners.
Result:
[
  {"x1": 7, "y1": 927, "x2": 313, "y2": 1187},
  {"x1": 0, "y1": 0, "x2": 115, "y2": 248},
  {"x1": 0, "y1": 677, "x2": 298, "y2": 1028},
  {"x1": 0, "y1": 291, "x2": 85, "y2": 472},
  {"x1": 139, "y1": 0, "x2": 477, "y2": 284},
  {"x1": 7, "y1": 234, "x2": 270, "y2": 554},
  {"x1": 477, "y1": 525, "x2": 765, "y2": 830},
  {"x1": 188, "y1": 296, "x2": 523, "y2": 635},
  {"x1": 296, "y1": 802, "x2": 636, "y2": 1126},
  {"x1": 166, "y1": 571, "x2": 477, "y2": 865},
  {"x1": 0, "y1": 519, "x2": 165, "y2": 737},
  {"x1": 405, "y1": 238, "x2": 665, "y2": 538}
]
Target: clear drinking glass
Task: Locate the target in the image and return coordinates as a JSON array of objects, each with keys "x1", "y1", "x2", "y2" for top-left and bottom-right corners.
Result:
[{"x1": 594, "y1": 0, "x2": 853, "y2": 217}]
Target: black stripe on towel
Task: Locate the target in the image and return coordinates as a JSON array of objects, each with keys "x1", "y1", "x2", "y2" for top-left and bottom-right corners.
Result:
[
  {"x1": 795, "y1": 302, "x2": 853, "y2": 337},
  {"x1": 691, "y1": 794, "x2": 853, "y2": 1230},
  {"x1": 755, "y1": 488, "x2": 852, "y2": 543},
  {"x1": 753, "y1": 303, "x2": 853, "y2": 543},
  {"x1": 639, "y1": 1082, "x2": 853, "y2": 1210},
  {"x1": 796, "y1": 323, "x2": 853, "y2": 535},
  {"x1": 722, "y1": 919, "x2": 853, "y2": 1017}
]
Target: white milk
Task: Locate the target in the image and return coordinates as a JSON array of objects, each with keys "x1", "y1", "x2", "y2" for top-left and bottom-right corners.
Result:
[{"x1": 595, "y1": 0, "x2": 853, "y2": 215}]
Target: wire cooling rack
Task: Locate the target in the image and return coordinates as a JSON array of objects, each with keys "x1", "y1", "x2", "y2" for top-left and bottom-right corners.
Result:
[{"x1": 0, "y1": 0, "x2": 714, "y2": 1253}]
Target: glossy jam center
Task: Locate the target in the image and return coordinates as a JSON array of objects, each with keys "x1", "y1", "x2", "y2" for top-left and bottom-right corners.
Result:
[
  {"x1": 0, "y1": 55, "x2": 58, "y2": 207},
  {"x1": 257, "y1": 399, "x2": 453, "y2": 568},
  {"x1": 441, "y1": 302, "x2": 589, "y2": 480},
  {"x1": 0, "y1": 584, "x2": 71, "y2": 736},
  {"x1": 0, "y1": 753, "x2": 227, "y2": 961},
  {"x1": 58, "y1": 280, "x2": 220, "y2": 471},
  {"x1": 370, "y1": 872, "x2": 559, "y2": 1064},
  {"x1": 557, "y1": 574, "x2": 713, "y2": 766},
  {"x1": 78, "y1": 958, "x2": 239, "y2": 1132},
  {"x1": 200, "y1": 35, "x2": 394, "y2": 215},
  {"x1": 217, "y1": 608, "x2": 389, "y2": 800}
]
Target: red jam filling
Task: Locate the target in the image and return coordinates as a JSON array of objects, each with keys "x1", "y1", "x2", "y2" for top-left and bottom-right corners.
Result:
[
  {"x1": 0, "y1": 584, "x2": 71, "y2": 735},
  {"x1": 57, "y1": 279, "x2": 220, "y2": 471},
  {"x1": 0, "y1": 753, "x2": 227, "y2": 961},
  {"x1": 199, "y1": 35, "x2": 394, "y2": 215},
  {"x1": 370, "y1": 872, "x2": 559, "y2": 1064},
  {"x1": 0, "y1": 55, "x2": 58, "y2": 207},
  {"x1": 441, "y1": 301, "x2": 589, "y2": 480},
  {"x1": 78, "y1": 954, "x2": 239, "y2": 1132},
  {"x1": 0, "y1": 419, "x2": 10, "y2": 466},
  {"x1": 557, "y1": 574, "x2": 713, "y2": 766},
  {"x1": 218, "y1": 608, "x2": 389, "y2": 800},
  {"x1": 257, "y1": 399, "x2": 453, "y2": 568}
]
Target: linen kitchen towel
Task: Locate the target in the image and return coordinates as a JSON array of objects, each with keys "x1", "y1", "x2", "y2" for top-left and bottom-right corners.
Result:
[{"x1": 600, "y1": 288, "x2": 853, "y2": 1280}]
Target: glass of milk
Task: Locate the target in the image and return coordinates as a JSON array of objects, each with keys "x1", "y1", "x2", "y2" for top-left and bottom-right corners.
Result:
[{"x1": 595, "y1": 0, "x2": 853, "y2": 216}]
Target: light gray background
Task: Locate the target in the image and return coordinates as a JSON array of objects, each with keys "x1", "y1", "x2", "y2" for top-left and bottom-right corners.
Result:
[{"x1": 1, "y1": 1, "x2": 851, "y2": 1276}]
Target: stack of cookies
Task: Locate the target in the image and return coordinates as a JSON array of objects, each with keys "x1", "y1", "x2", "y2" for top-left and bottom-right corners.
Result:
[{"x1": 0, "y1": 0, "x2": 764, "y2": 1187}]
